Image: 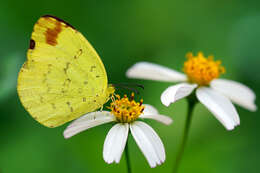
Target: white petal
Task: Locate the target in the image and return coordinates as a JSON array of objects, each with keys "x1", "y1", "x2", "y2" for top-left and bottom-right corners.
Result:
[
  {"x1": 63, "y1": 111, "x2": 116, "y2": 139},
  {"x1": 126, "y1": 62, "x2": 187, "y2": 82},
  {"x1": 196, "y1": 87, "x2": 240, "y2": 130},
  {"x1": 130, "y1": 121, "x2": 165, "y2": 168},
  {"x1": 142, "y1": 104, "x2": 159, "y2": 115},
  {"x1": 140, "y1": 104, "x2": 173, "y2": 125},
  {"x1": 161, "y1": 83, "x2": 197, "y2": 107},
  {"x1": 210, "y1": 79, "x2": 257, "y2": 111},
  {"x1": 103, "y1": 123, "x2": 129, "y2": 164},
  {"x1": 140, "y1": 114, "x2": 173, "y2": 125}
]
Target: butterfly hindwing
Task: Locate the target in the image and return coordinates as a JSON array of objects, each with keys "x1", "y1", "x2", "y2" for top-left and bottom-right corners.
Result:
[{"x1": 17, "y1": 15, "x2": 109, "y2": 127}]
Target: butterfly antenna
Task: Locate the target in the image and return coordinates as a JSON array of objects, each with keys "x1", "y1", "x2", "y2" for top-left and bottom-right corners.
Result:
[
  {"x1": 116, "y1": 83, "x2": 144, "y2": 90},
  {"x1": 112, "y1": 84, "x2": 141, "y2": 94}
]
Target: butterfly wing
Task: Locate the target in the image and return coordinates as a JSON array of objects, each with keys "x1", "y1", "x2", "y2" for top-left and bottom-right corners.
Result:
[{"x1": 17, "y1": 15, "x2": 110, "y2": 127}]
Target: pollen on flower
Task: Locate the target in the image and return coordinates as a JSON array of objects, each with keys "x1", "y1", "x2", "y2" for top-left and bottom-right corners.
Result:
[
  {"x1": 183, "y1": 52, "x2": 225, "y2": 86},
  {"x1": 108, "y1": 93, "x2": 145, "y2": 123}
]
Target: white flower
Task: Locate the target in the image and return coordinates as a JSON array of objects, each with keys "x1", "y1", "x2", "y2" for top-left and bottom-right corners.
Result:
[
  {"x1": 63, "y1": 94, "x2": 172, "y2": 168},
  {"x1": 126, "y1": 52, "x2": 257, "y2": 131}
]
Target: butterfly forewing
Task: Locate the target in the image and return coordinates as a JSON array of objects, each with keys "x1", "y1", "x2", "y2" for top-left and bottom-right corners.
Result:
[{"x1": 17, "y1": 15, "x2": 109, "y2": 127}]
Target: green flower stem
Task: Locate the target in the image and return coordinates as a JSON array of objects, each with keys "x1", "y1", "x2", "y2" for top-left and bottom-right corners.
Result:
[
  {"x1": 125, "y1": 140, "x2": 132, "y2": 173},
  {"x1": 173, "y1": 96, "x2": 197, "y2": 173}
]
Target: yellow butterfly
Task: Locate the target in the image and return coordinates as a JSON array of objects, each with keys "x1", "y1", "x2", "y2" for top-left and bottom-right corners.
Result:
[{"x1": 17, "y1": 15, "x2": 115, "y2": 128}]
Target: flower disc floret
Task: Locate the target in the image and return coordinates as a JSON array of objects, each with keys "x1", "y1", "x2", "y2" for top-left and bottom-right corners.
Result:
[
  {"x1": 108, "y1": 93, "x2": 145, "y2": 123},
  {"x1": 183, "y1": 52, "x2": 225, "y2": 86}
]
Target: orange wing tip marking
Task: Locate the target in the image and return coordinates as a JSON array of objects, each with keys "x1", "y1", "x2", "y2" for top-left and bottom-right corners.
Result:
[
  {"x1": 41, "y1": 15, "x2": 77, "y2": 46},
  {"x1": 45, "y1": 20, "x2": 62, "y2": 46},
  {"x1": 42, "y1": 15, "x2": 76, "y2": 29}
]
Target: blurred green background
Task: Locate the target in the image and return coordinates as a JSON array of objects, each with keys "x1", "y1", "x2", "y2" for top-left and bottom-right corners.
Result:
[{"x1": 0, "y1": 0, "x2": 259, "y2": 172}]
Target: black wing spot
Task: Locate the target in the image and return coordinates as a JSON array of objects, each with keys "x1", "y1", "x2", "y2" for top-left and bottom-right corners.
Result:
[{"x1": 29, "y1": 39, "x2": 35, "y2": 49}]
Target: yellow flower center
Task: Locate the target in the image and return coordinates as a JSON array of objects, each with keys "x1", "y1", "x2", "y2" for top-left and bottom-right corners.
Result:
[
  {"x1": 183, "y1": 52, "x2": 225, "y2": 86},
  {"x1": 108, "y1": 93, "x2": 145, "y2": 123}
]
